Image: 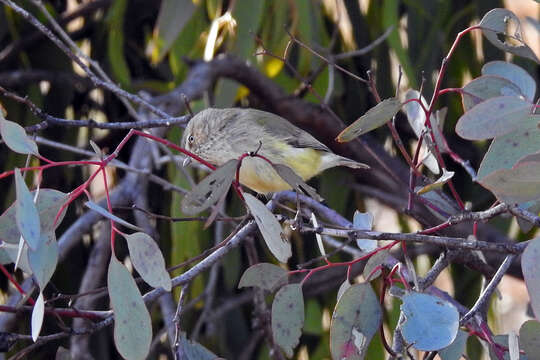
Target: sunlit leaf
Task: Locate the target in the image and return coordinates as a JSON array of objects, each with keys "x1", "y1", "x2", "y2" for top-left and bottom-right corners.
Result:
[
  {"x1": 400, "y1": 292, "x2": 459, "y2": 351},
  {"x1": 14, "y1": 169, "x2": 40, "y2": 250},
  {"x1": 238, "y1": 263, "x2": 288, "y2": 291},
  {"x1": 478, "y1": 8, "x2": 539, "y2": 63},
  {"x1": 272, "y1": 284, "x2": 304, "y2": 357},
  {"x1": 28, "y1": 232, "x2": 58, "y2": 289},
  {"x1": 438, "y1": 330, "x2": 468, "y2": 360},
  {"x1": 461, "y1": 75, "x2": 523, "y2": 112},
  {"x1": 273, "y1": 163, "x2": 323, "y2": 202},
  {"x1": 311, "y1": 213, "x2": 326, "y2": 257},
  {"x1": 243, "y1": 193, "x2": 291, "y2": 263},
  {"x1": 330, "y1": 283, "x2": 382, "y2": 360},
  {"x1": 353, "y1": 211, "x2": 376, "y2": 252},
  {"x1": 147, "y1": 0, "x2": 196, "y2": 64},
  {"x1": 336, "y1": 98, "x2": 401, "y2": 142},
  {"x1": 0, "y1": 114, "x2": 39, "y2": 155},
  {"x1": 479, "y1": 160, "x2": 540, "y2": 203},
  {"x1": 123, "y1": 232, "x2": 171, "y2": 291},
  {"x1": 455, "y1": 96, "x2": 532, "y2": 140},
  {"x1": 31, "y1": 292, "x2": 45, "y2": 342},
  {"x1": 520, "y1": 320, "x2": 540, "y2": 358},
  {"x1": 181, "y1": 159, "x2": 237, "y2": 215},
  {"x1": 477, "y1": 118, "x2": 540, "y2": 180},
  {"x1": 85, "y1": 201, "x2": 144, "y2": 232},
  {"x1": 108, "y1": 256, "x2": 151, "y2": 360},
  {"x1": 416, "y1": 169, "x2": 455, "y2": 195},
  {"x1": 482, "y1": 61, "x2": 536, "y2": 102}
]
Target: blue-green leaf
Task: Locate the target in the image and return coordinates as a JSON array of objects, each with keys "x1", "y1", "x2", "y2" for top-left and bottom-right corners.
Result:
[
  {"x1": 14, "y1": 169, "x2": 40, "y2": 250},
  {"x1": 123, "y1": 232, "x2": 171, "y2": 291},
  {"x1": 28, "y1": 231, "x2": 58, "y2": 289},
  {"x1": 272, "y1": 284, "x2": 304, "y2": 357},
  {"x1": 0, "y1": 114, "x2": 39, "y2": 155},
  {"x1": 238, "y1": 263, "x2": 288, "y2": 291},
  {"x1": 108, "y1": 256, "x2": 151, "y2": 360}
]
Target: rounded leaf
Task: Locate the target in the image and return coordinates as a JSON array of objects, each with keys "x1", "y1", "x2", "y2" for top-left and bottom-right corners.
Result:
[
  {"x1": 0, "y1": 115, "x2": 39, "y2": 155},
  {"x1": 336, "y1": 98, "x2": 401, "y2": 142},
  {"x1": 455, "y1": 96, "x2": 532, "y2": 140},
  {"x1": 400, "y1": 292, "x2": 459, "y2": 351},
  {"x1": 461, "y1": 75, "x2": 523, "y2": 112},
  {"x1": 330, "y1": 283, "x2": 382, "y2": 360},
  {"x1": 272, "y1": 284, "x2": 304, "y2": 357},
  {"x1": 520, "y1": 320, "x2": 540, "y2": 358},
  {"x1": 244, "y1": 193, "x2": 291, "y2": 263},
  {"x1": 123, "y1": 232, "x2": 171, "y2": 291},
  {"x1": 522, "y1": 237, "x2": 540, "y2": 320},
  {"x1": 238, "y1": 263, "x2": 288, "y2": 291},
  {"x1": 482, "y1": 61, "x2": 536, "y2": 102},
  {"x1": 108, "y1": 256, "x2": 152, "y2": 360},
  {"x1": 438, "y1": 330, "x2": 468, "y2": 360}
]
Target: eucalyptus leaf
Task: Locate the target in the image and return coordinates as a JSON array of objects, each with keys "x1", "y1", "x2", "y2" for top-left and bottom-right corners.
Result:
[
  {"x1": 31, "y1": 292, "x2": 45, "y2": 342},
  {"x1": 478, "y1": 8, "x2": 539, "y2": 63},
  {"x1": 353, "y1": 211, "x2": 376, "y2": 253},
  {"x1": 461, "y1": 75, "x2": 523, "y2": 112},
  {"x1": 85, "y1": 201, "x2": 144, "y2": 232},
  {"x1": 336, "y1": 98, "x2": 401, "y2": 142},
  {"x1": 522, "y1": 237, "x2": 540, "y2": 320},
  {"x1": 273, "y1": 163, "x2": 323, "y2": 202},
  {"x1": 400, "y1": 292, "x2": 459, "y2": 351},
  {"x1": 14, "y1": 169, "x2": 40, "y2": 250},
  {"x1": 181, "y1": 159, "x2": 238, "y2": 215},
  {"x1": 108, "y1": 256, "x2": 152, "y2": 360},
  {"x1": 178, "y1": 332, "x2": 219, "y2": 360},
  {"x1": 123, "y1": 232, "x2": 171, "y2": 291},
  {"x1": 28, "y1": 231, "x2": 58, "y2": 289},
  {"x1": 238, "y1": 263, "x2": 288, "y2": 291},
  {"x1": 520, "y1": 320, "x2": 540, "y2": 358},
  {"x1": 0, "y1": 114, "x2": 39, "y2": 155},
  {"x1": 272, "y1": 284, "x2": 304, "y2": 357},
  {"x1": 482, "y1": 61, "x2": 536, "y2": 102},
  {"x1": 243, "y1": 193, "x2": 291, "y2": 263},
  {"x1": 330, "y1": 283, "x2": 382, "y2": 360}
]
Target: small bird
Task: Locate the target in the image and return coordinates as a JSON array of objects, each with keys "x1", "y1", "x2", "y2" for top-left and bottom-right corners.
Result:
[{"x1": 181, "y1": 108, "x2": 369, "y2": 194}]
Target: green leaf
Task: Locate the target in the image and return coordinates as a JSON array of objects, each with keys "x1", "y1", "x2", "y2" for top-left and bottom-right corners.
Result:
[
  {"x1": 336, "y1": 98, "x2": 401, "y2": 142},
  {"x1": 238, "y1": 263, "x2": 288, "y2": 291},
  {"x1": 272, "y1": 163, "x2": 323, "y2": 202},
  {"x1": 243, "y1": 193, "x2": 291, "y2": 263},
  {"x1": 482, "y1": 61, "x2": 536, "y2": 102},
  {"x1": 28, "y1": 231, "x2": 58, "y2": 289},
  {"x1": 461, "y1": 75, "x2": 523, "y2": 112},
  {"x1": 14, "y1": 169, "x2": 40, "y2": 250},
  {"x1": 0, "y1": 189, "x2": 68, "y2": 244},
  {"x1": 147, "y1": 0, "x2": 196, "y2": 64},
  {"x1": 399, "y1": 292, "x2": 459, "y2": 351},
  {"x1": 477, "y1": 118, "x2": 540, "y2": 180},
  {"x1": 108, "y1": 256, "x2": 151, "y2": 360},
  {"x1": 0, "y1": 113, "x2": 38, "y2": 155},
  {"x1": 84, "y1": 201, "x2": 144, "y2": 232},
  {"x1": 181, "y1": 159, "x2": 238, "y2": 215},
  {"x1": 272, "y1": 284, "x2": 304, "y2": 357},
  {"x1": 522, "y1": 237, "x2": 540, "y2": 320},
  {"x1": 31, "y1": 292, "x2": 45, "y2": 342},
  {"x1": 438, "y1": 330, "x2": 468, "y2": 360},
  {"x1": 520, "y1": 320, "x2": 540, "y2": 358},
  {"x1": 416, "y1": 169, "x2": 455, "y2": 195},
  {"x1": 363, "y1": 250, "x2": 395, "y2": 281},
  {"x1": 479, "y1": 160, "x2": 540, "y2": 204},
  {"x1": 123, "y1": 232, "x2": 171, "y2": 291},
  {"x1": 330, "y1": 283, "x2": 382, "y2": 360},
  {"x1": 478, "y1": 8, "x2": 539, "y2": 63},
  {"x1": 178, "y1": 332, "x2": 219, "y2": 360},
  {"x1": 455, "y1": 96, "x2": 533, "y2": 140},
  {"x1": 106, "y1": 0, "x2": 131, "y2": 87}
]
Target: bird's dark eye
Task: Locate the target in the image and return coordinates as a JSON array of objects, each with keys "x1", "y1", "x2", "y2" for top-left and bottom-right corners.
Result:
[{"x1": 188, "y1": 135, "x2": 194, "y2": 144}]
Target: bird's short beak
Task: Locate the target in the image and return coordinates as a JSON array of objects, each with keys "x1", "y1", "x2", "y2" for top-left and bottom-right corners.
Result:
[{"x1": 182, "y1": 157, "x2": 192, "y2": 167}]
